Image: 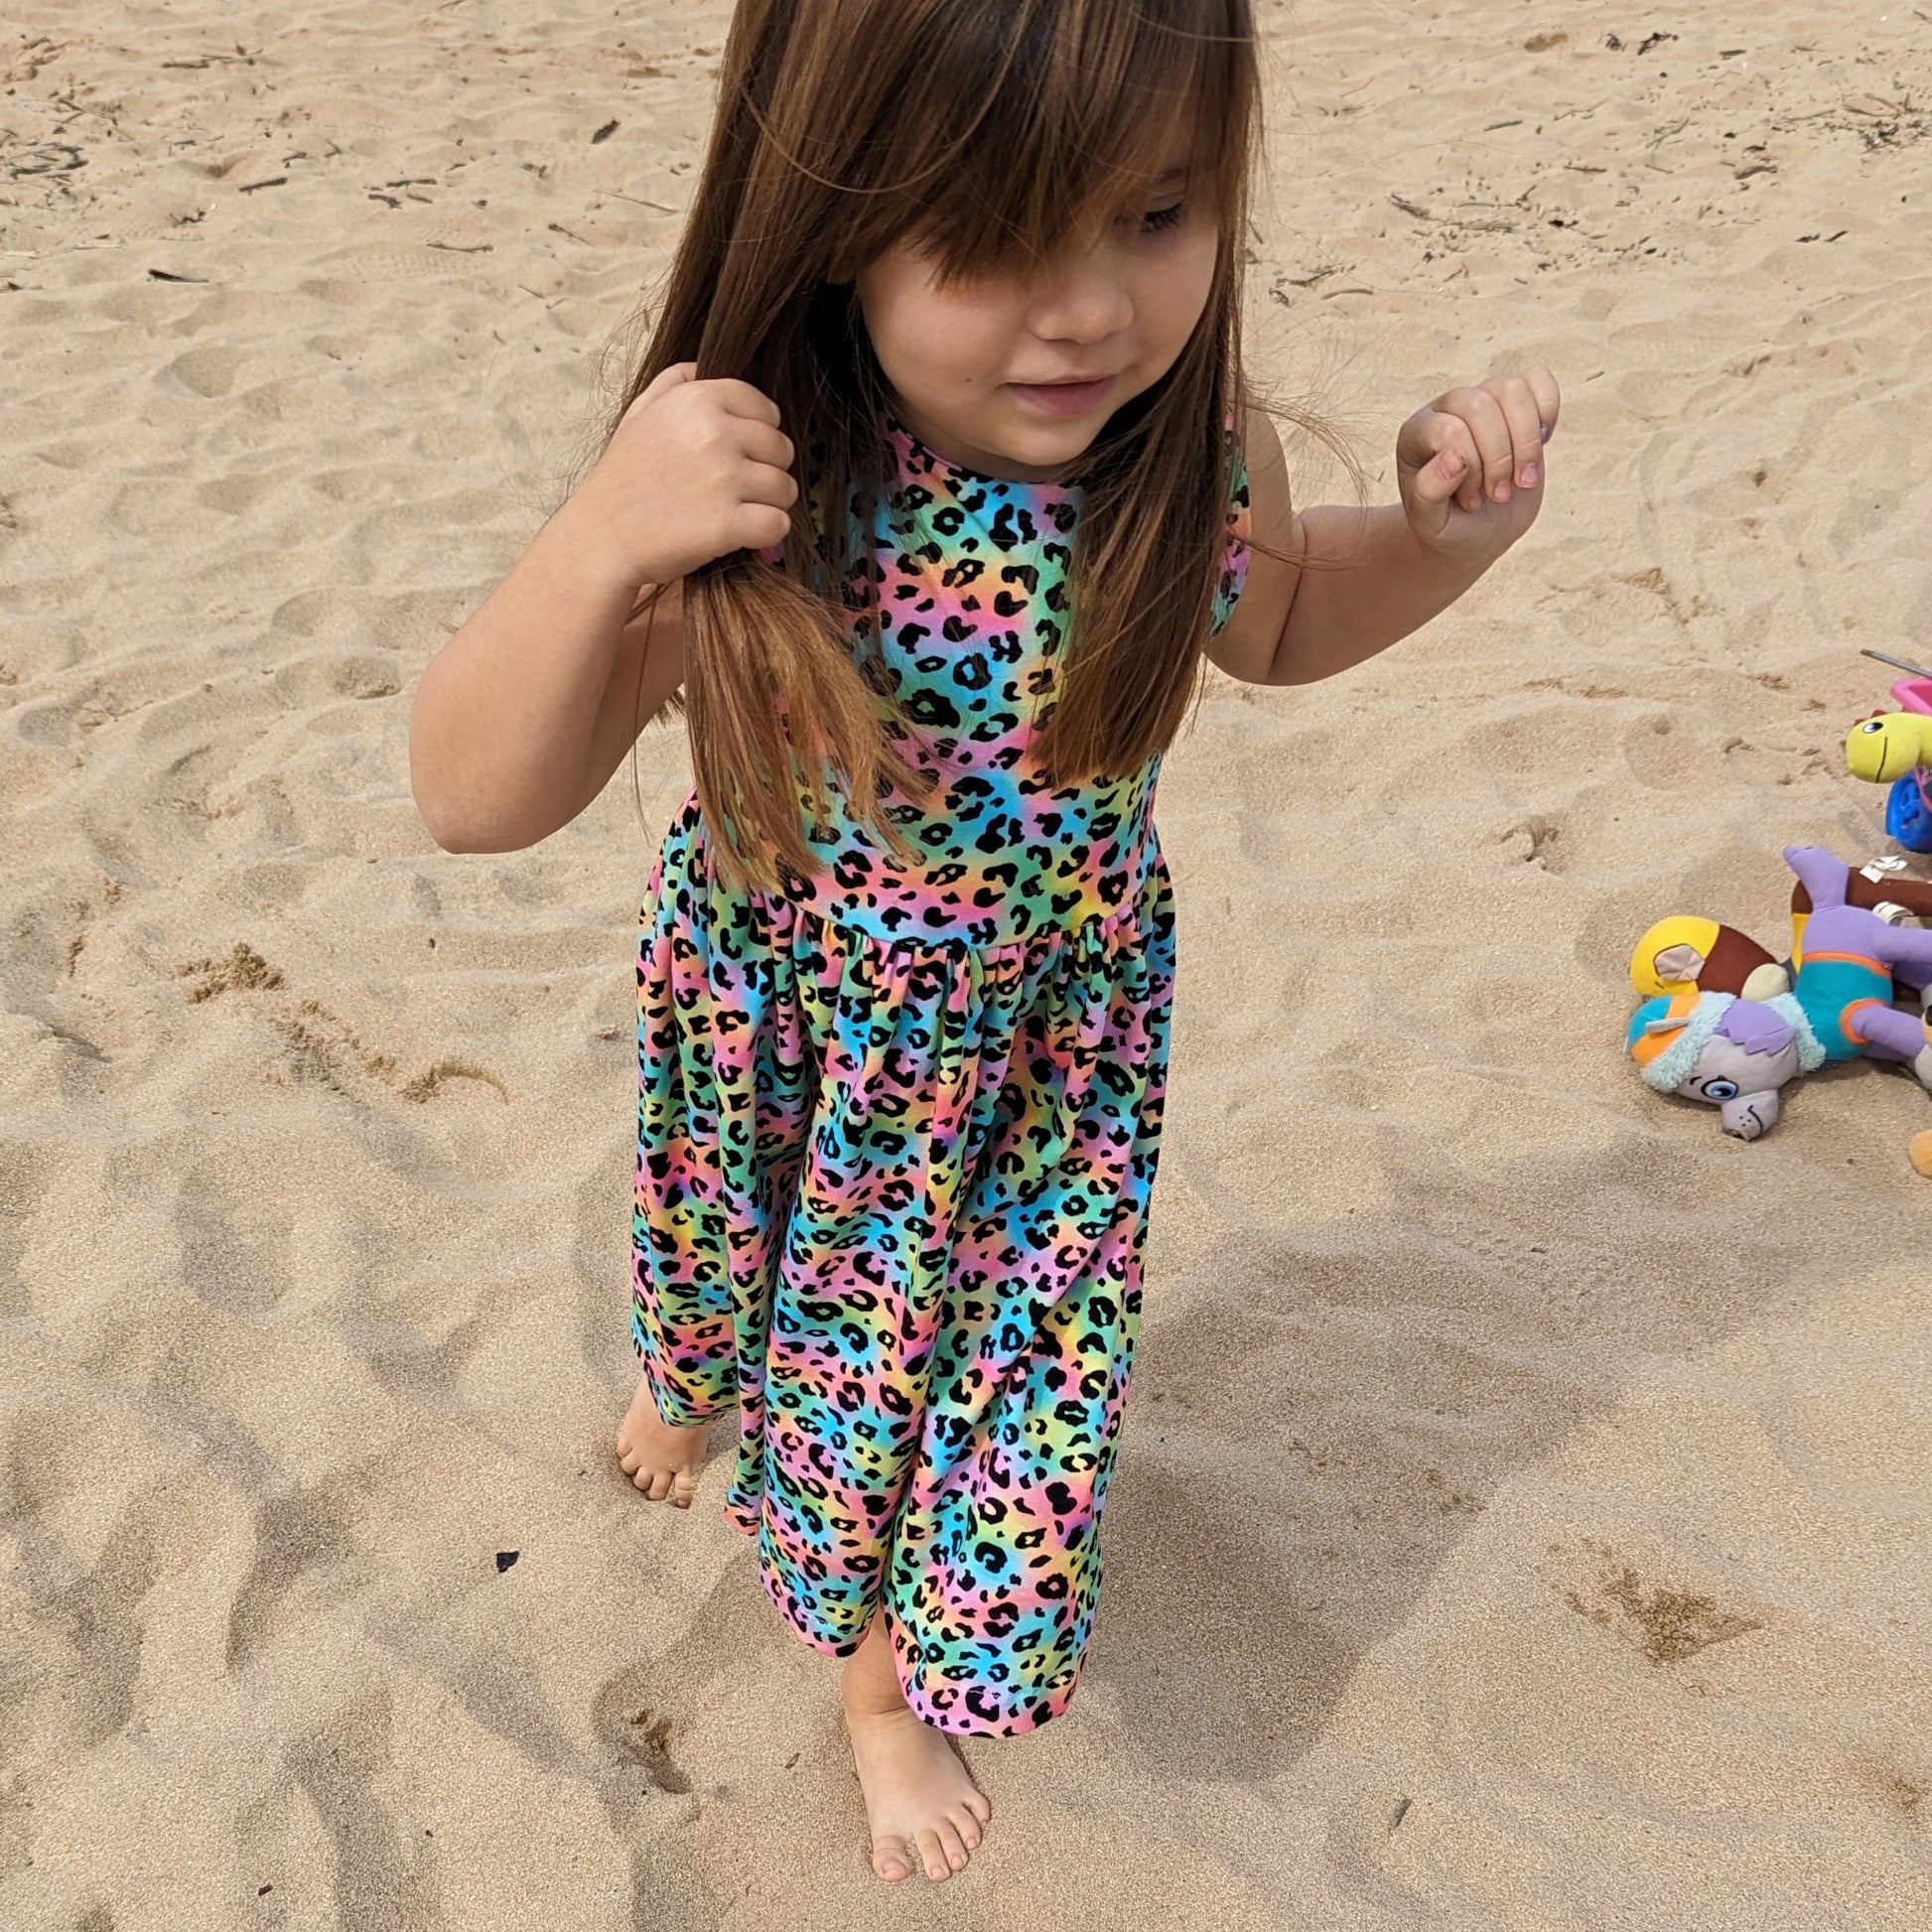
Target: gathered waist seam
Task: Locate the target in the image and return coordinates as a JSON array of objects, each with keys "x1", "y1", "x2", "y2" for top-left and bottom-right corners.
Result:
[
  {"x1": 660, "y1": 784, "x2": 1165, "y2": 959},
  {"x1": 778, "y1": 799, "x2": 1162, "y2": 959},
  {"x1": 760, "y1": 860, "x2": 1166, "y2": 962}
]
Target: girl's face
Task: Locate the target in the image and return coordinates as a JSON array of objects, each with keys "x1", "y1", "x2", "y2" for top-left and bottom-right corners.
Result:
[{"x1": 855, "y1": 151, "x2": 1220, "y2": 483}]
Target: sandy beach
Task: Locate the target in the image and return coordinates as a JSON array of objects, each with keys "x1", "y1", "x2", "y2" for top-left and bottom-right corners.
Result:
[{"x1": 5, "y1": 1, "x2": 1932, "y2": 1924}]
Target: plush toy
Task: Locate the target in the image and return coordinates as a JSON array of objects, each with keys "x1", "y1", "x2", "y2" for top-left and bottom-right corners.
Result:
[
  {"x1": 1915, "y1": 1014, "x2": 1932, "y2": 1177},
  {"x1": 1847, "y1": 711, "x2": 1932, "y2": 785},
  {"x1": 1844, "y1": 653, "x2": 1932, "y2": 853},
  {"x1": 1627, "y1": 846, "x2": 1932, "y2": 1142},
  {"x1": 1629, "y1": 915, "x2": 1788, "y2": 1001},
  {"x1": 1628, "y1": 857, "x2": 1932, "y2": 1005},
  {"x1": 1792, "y1": 856, "x2": 1932, "y2": 969}
]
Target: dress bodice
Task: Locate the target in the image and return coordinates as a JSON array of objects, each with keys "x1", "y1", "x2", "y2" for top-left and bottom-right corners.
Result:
[{"x1": 773, "y1": 419, "x2": 1247, "y2": 950}]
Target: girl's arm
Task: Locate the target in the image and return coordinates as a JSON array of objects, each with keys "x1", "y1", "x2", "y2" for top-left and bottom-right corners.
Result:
[
  {"x1": 1207, "y1": 368, "x2": 1559, "y2": 687},
  {"x1": 410, "y1": 515, "x2": 685, "y2": 854},
  {"x1": 408, "y1": 363, "x2": 796, "y2": 854}
]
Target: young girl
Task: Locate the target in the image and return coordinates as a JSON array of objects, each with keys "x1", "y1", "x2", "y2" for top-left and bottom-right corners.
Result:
[{"x1": 409, "y1": 0, "x2": 1557, "y2": 1888}]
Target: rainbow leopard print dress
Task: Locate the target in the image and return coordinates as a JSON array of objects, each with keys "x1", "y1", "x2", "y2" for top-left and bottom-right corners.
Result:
[{"x1": 632, "y1": 417, "x2": 1249, "y2": 1736}]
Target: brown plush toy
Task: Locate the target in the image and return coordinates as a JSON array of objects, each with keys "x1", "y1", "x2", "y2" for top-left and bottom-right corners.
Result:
[
  {"x1": 1793, "y1": 856, "x2": 1932, "y2": 960},
  {"x1": 1632, "y1": 858, "x2": 1932, "y2": 1004}
]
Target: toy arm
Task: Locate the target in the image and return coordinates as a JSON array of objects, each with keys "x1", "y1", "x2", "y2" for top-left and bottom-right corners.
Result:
[{"x1": 1783, "y1": 845, "x2": 1851, "y2": 910}]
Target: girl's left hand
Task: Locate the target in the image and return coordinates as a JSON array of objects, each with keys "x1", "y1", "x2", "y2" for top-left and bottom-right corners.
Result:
[{"x1": 1395, "y1": 366, "x2": 1561, "y2": 563}]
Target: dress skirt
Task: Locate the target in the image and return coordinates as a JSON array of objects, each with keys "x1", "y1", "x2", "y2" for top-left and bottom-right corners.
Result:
[{"x1": 629, "y1": 791, "x2": 1175, "y2": 1736}]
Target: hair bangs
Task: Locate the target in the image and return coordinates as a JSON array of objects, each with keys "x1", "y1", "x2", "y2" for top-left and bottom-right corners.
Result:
[{"x1": 833, "y1": 0, "x2": 1255, "y2": 283}]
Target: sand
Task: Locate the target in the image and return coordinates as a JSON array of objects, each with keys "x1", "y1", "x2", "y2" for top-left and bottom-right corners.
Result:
[{"x1": 5, "y1": 0, "x2": 1932, "y2": 1925}]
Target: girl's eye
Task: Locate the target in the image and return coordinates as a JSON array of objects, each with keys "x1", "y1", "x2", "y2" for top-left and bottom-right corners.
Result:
[{"x1": 1141, "y1": 202, "x2": 1185, "y2": 234}]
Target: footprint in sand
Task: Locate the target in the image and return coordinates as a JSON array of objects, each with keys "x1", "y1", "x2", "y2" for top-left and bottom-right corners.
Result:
[
  {"x1": 176, "y1": 942, "x2": 506, "y2": 1103},
  {"x1": 1559, "y1": 1544, "x2": 1764, "y2": 1665}
]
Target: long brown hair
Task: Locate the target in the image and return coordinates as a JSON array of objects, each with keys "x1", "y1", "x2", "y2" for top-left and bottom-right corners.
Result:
[{"x1": 612, "y1": 0, "x2": 1267, "y2": 892}]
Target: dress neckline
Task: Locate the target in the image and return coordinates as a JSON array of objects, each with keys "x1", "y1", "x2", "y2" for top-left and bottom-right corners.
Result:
[{"x1": 885, "y1": 412, "x2": 1082, "y2": 501}]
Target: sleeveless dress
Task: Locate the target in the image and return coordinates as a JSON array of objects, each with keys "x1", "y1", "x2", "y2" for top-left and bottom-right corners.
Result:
[{"x1": 631, "y1": 418, "x2": 1250, "y2": 1736}]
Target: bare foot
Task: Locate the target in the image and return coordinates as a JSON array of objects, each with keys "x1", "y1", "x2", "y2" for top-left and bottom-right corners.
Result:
[
  {"x1": 842, "y1": 1619, "x2": 991, "y2": 1882},
  {"x1": 615, "y1": 1373, "x2": 708, "y2": 1506}
]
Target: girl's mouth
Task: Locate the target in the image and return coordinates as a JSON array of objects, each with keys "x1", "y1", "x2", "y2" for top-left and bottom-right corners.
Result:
[{"x1": 1006, "y1": 374, "x2": 1116, "y2": 418}]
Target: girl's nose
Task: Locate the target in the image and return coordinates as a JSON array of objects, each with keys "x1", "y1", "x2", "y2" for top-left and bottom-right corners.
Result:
[{"x1": 1029, "y1": 240, "x2": 1133, "y2": 345}]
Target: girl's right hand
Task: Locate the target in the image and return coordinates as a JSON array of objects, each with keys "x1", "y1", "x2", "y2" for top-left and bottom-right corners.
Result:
[{"x1": 573, "y1": 361, "x2": 799, "y2": 591}]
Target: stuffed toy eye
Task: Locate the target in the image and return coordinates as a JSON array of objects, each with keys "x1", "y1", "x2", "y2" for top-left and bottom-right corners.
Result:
[
  {"x1": 1701, "y1": 1078, "x2": 1739, "y2": 1099},
  {"x1": 1862, "y1": 719, "x2": 1887, "y2": 734}
]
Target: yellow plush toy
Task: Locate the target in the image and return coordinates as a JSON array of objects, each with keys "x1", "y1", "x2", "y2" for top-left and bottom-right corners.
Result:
[{"x1": 1846, "y1": 711, "x2": 1932, "y2": 784}]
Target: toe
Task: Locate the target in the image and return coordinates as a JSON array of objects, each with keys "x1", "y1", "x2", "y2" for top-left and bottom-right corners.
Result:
[
  {"x1": 963, "y1": 1788, "x2": 993, "y2": 1828},
  {"x1": 671, "y1": 1469, "x2": 698, "y2": 1509},
  {"x1": 934, "y1": 1819, "x2": 970, "y2": 1872},
  {"x1": 643, "y1": 1469, "x2": 673, "y2": 1501},
  {"x1": 872, "y1": 1842, "x2": 910, "y2": 1883},
  {"x1": 915, "y1": 1828, "x2": 950, "y2": 1881},
  {"x1": 950, "y1": 1803, "x2": 982, "y2": 1850}
]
